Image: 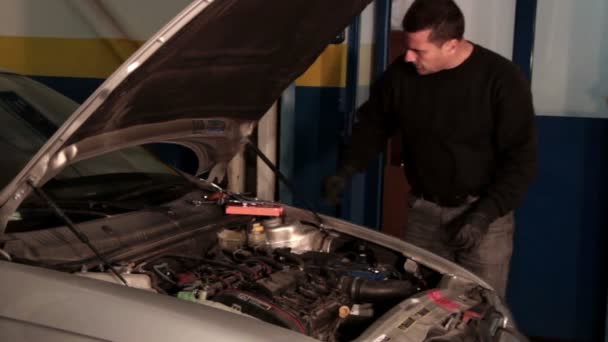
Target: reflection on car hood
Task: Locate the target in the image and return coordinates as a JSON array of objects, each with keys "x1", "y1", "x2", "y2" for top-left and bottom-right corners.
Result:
[{"x1": 0, "y1": 0, "x2": 372, "y2": 230}]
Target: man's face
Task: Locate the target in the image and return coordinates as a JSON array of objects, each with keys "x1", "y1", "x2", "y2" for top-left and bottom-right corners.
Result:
[{"x1": 404, "y1": 29, "x2": 456, "y2": 75}]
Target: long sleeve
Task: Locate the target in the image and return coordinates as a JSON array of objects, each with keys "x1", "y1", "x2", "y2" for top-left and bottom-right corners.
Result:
[
  {"x1": 341, "y1": 64, "x2": 400, "y2": 172},
  {"x1": 474, "y1": 66, "x2": 538, "y2": 221}
]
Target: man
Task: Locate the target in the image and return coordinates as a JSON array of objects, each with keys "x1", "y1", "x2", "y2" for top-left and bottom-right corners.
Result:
[{"x1": 324, "y1": 0, "x2": 537, "y2": 298}]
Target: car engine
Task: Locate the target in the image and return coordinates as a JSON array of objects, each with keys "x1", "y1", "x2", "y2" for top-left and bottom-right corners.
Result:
[
  {"x1": 0, "y1": 187, "x2": 521, "y2": 342},
  {"x1": 74, "y1": 217, "x2": 432, "y2": 341}
]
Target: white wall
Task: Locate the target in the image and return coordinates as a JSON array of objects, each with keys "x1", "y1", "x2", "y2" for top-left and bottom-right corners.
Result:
[
  {"x1": 0, "y1": 0, "x2": 193, "y2": 77},
  {"x1": 531, "y1": 0, "x2": 608, "y2": 118},
  {"x1": 391, "y1": 0, "x2": 516, "y2": 59},
  {"x1": 0, "y1": 0, "x2": 191, "y2": 39}
]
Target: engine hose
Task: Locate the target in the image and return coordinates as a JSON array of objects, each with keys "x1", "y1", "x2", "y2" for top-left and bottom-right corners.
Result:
[
  {"x1": 170, "y1": 255, "x2": 260, "y2": 280},
  {"x1": 339, "y1": 276, "x2": 418, "y2": 303},
  {"x1": 249, "y1": 256, "x2": 284, "y2": 271},
  {"x1": 274, "y1": 248, "x2": 305, "y2": 269}
]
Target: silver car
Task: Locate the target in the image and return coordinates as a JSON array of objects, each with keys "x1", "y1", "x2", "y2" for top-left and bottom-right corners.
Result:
[{"x1": 0, "y1": 0, "x2": 526, "y2": 341}]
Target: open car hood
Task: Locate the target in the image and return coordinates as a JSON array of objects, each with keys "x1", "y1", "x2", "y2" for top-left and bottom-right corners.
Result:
[{"x1": 0, "y1": 0, "x2": 372, "y2": 230}]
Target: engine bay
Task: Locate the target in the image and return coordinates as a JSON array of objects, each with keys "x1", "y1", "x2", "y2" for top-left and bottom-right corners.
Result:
[
  {"x1": 71, "y1": 216, "x2": 440, "y2": 341},
  {"x1": 0, "y1": 183, "x2": 511, "y2": 341}
]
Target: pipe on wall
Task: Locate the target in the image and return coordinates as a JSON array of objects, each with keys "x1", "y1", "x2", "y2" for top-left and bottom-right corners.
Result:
[
  {"x1": 227, "y1": 152, "x2": 245, "y2": 194},
  {"x1": 257, "y1": 102, "x2": 278, "y2": 201}
]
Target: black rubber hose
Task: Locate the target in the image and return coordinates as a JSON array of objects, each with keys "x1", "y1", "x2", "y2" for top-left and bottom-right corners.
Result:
[
  {"x1": 274, "y1": 248, "x2": 305, "y2": 269},
  {"x1": 162, "y1": 255, "x2": 260, "y2": 280},
  {"x1": 340, "y1": 276, "x2": 419, "y2": 303},
  {"x1": 249, "y1": 256, "x2": 284, "y2": 271}
]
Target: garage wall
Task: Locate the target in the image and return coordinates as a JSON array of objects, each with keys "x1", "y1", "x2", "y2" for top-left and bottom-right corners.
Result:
[
  {"x1": 531, "y1": 0, "x2": 608, "y2": 118},
  {"x1": 0, "y1": 0, "x2": 191, "y2": 101},
  {"x1": 3, "y1": 1, "x2": 606, "y2": 340},
  {"x1": 507, "y1": 1, "x2": 608, "y2": 341}
]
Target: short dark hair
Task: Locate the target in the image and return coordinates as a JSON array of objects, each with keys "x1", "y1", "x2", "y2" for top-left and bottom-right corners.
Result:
[{"x1": 402, "y1": 0, "x2": 465, "y2": 44}]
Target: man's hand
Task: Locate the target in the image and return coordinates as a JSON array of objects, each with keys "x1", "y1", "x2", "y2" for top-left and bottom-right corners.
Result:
[
  {"x1": 322, "y1": 165, "x2": 356, "y2": 205},
  {"x1": 445, "y1": 210, "x2": 492, "y2": 252},
  {"x1": 323, "y1": 174, "x2": 346, "y2": 205}
]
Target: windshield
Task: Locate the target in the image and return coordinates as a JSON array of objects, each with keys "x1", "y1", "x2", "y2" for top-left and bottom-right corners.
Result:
[
  {"x1": 0, "y1": 73, "x2": 175, "y2": 189},
  {"x1": 0, "y1": 72, "x2": 213, "y2": 234}
]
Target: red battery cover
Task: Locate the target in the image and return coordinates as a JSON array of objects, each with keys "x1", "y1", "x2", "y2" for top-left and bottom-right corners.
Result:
[{"x1": 225, "y1": 204, "x2": 284, "y2": 217}]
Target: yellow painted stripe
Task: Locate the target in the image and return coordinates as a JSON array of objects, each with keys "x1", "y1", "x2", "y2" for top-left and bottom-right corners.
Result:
[
  {"x1": 0, "y1": 36, "x2": 141, "y2": 78},
  {"x1": 296, "y1": 44, "x2": 347, "y2": 87},
  {"x1": 295, "y1": 43, "x2": 375, "y2": 87},
  {"x1": 0, "y1": 36, "x2": 370, "y2": 87}
]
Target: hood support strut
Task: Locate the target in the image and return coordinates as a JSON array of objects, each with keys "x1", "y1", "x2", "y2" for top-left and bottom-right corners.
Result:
[
  {"x1": 26, "y1": 180, "x2": 128, "y2": 286},
  {"x1": 245, "y1": 139, "x2": 325, "y2": 226}
]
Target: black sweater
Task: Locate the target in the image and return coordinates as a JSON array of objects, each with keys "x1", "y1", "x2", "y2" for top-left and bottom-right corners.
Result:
[{"x1": 343, "y1": 44, "x2": 537, "y2": 221}]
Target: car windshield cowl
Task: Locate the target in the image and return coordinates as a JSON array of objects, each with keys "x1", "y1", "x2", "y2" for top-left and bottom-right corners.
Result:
[
  {"x1": 36, "y1": 172, "x2": 193, "y2": 202},
  {"x1": 4, "y1": 172, "x2": 210, "y2": 233}
]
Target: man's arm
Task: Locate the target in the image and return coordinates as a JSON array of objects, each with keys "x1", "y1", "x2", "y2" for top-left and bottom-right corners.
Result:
[
  {"x1": 341, "y1": 64, "x2": 400, "y2": 172},
  {"x1": 322, "y1": 63, "x2": 400, "y2": 204},
  {"x1": 475, "y1": 65, "x2": 538, "y2": 222}
]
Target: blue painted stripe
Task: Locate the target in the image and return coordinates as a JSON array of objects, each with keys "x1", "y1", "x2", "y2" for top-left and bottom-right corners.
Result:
[
  {"x1": 509, "y1": 116, "x2": 608, "y2": 341},
  {"x1": 292, "y1": 86, "x2": 344, "y2": 216}
]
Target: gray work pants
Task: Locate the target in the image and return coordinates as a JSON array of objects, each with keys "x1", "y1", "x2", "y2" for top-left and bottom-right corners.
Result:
[{"x1": 403, "y1": 196, "x2": 514, "y2": 298}]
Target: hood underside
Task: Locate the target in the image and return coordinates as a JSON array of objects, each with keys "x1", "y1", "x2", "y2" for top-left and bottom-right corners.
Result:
[
  {"x1": 0, "y1": 0, "x2": 373, "y2": 228},
  {"x1": 68, "y1": 0, "x2": 371, "y2": 142}
]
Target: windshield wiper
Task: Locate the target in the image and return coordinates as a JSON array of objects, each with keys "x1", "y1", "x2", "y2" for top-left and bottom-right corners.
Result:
[
  {"x1": 26, "y1": 180, "x2": 128, "y2": 286},
  {"x1": 111, "y1": 179, "x2": 191, "y2": 202},
  {"x1": 21, "y1": 198, "x2": 145, "y2": 213}
]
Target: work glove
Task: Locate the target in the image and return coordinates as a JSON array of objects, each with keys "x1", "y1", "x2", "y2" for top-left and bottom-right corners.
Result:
[
  {"x1": 444, "y1": 209, "x2": 492, "y2": 252},
  {"x1": 322, "y1": 165, "x2": 356, "y2": 205}
]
